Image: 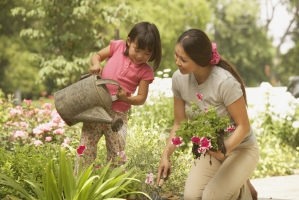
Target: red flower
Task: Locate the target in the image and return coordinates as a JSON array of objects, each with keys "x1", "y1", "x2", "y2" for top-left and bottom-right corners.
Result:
[
  {"x1": 197, "y1": 137, "x2": 212, "y2": 154},
  {"x1": 196, "y1": 93, "x2": 203, "y2": 101},
  {"x1": 200, "y1": 137, "x2": 212, "y2": 149},
  {"x1": 225, "y1": 125, "x2": 236, "y2": 132},
  {"x1": 171, "y1": 137, "x2": 183, "y2": 147},
  {"x1": 77, "y1": 145, "x2": 87, "y2": 155},
  {"x1": 191, "y1": 136, "x2": 201, "y2": 144}
]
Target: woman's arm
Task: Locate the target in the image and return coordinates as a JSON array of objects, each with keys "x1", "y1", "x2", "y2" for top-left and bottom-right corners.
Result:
[
  {"x1": 208, "y1": 96, "x2": 250, "y2": 159},
  {"x1": 157, "y1": 96, "x2": 187, "y2": 184},
  {"x1": 89, "y1": 45, "x2": 111, "y2": 76}
]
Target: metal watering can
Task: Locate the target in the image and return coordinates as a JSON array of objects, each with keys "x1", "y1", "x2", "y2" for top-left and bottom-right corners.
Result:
[{"x1": 54, "y1": 74, "x2": 123, "y2": 132}]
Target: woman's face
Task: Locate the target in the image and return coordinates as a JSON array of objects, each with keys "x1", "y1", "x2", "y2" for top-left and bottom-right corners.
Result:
[{"x1": 174, "y1": 43, "x2": 198, "y2": 74}]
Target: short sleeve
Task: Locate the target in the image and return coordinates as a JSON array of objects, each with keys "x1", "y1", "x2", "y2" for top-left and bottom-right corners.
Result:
[
  {"x1": 219, "y1": 77, "x2": 243, "y2": 106},
  {"x1": 109, "y1": 40, "x2": 123, "y2": 57},
  {"x1": 140, "y1": 68, "x2": 154, "y2": 84},
  {"x1": 171, "y1": 71, "x2": 182, "y2": 99}
]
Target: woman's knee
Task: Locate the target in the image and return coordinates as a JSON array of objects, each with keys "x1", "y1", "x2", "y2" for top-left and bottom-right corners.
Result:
[
  {"x1": 183, "y1": 187, "x2": 202, "y2": 200},
  {"x1": 202, "y1": 187, "x2": 238, "y2": 200}
]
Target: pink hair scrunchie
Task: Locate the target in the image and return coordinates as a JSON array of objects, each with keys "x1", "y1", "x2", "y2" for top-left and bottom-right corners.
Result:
[{"x1": 209, "y1": 42, "x2": 220, "y2": 65}]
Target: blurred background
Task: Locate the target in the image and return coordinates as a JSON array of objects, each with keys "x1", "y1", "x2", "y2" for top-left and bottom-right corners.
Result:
[{"x1": 0, "y1": 0, "x2": 298, "y2": 101}]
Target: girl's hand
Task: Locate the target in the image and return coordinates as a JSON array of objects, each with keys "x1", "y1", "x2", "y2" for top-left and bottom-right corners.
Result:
[
  {"x1": 207, "y1": 150, "x2": 225, "y2": 161},
  {"x1": 116, "y1": 87, "x2": 128, "y2": 102},
  {"x1": 89, "y1": 64, "x2": 103, "y2": 76}
]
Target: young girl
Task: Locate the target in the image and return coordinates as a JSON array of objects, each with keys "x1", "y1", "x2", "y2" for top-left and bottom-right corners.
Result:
[
  {"x1": 157, "y1": 29, "x2": 259, "y2": 200},
  {"x1": 75, "y1": 22, "x2": 162, "y2": 171}
]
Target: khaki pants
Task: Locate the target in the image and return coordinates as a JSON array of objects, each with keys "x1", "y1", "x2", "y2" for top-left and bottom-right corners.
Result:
[{"x1": 184, "y1": 140, "x2": 259, "y2": 200}]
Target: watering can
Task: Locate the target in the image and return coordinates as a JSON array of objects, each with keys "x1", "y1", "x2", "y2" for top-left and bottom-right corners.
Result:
[{"x1": 54, "y1": 74, "x2": 123, "y2": 132}]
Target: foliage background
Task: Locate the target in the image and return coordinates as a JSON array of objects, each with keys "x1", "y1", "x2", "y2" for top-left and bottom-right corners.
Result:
[{"x1": 1, "y1": 0, "x2": 299, "y2": 99}]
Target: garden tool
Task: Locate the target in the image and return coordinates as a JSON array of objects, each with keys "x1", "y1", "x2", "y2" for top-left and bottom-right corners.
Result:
[{"x1": 54, "y1": 74, "x2": 123, "y2": 132}]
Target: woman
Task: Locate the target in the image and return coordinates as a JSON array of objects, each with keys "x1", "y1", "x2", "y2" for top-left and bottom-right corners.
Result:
[{"x1": 157, "y1": 29, "x2": 259, "y2": 200}]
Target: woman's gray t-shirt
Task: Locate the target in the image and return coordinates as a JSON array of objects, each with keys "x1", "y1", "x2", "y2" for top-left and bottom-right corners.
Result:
[{"x1": 171, "y1": 66, "x2": 255, "y2": 147}]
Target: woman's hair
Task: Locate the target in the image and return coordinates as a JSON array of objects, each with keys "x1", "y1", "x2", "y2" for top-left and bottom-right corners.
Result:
[
  {"x1": 124, "y1": 22, "x2": 162, "y2": 72},
  {"x1": 177, "y1": 29, "x2": 247, "y2": 105}
]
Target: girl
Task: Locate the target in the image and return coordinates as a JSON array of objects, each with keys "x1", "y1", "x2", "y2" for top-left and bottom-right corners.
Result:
[
  {"x1": 75, "y1": 22, "x2": 162, "y2": 171},
  {"x1": 157, "y1": 29, "x2": 259, "y2": 200}
]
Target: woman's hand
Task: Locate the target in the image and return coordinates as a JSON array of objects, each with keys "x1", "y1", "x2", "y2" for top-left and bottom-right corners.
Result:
[
  {"x1": 207, "y1": 150, "x2": 225, "y2": 161},
  {"x1": 157, "y1": 157, "x2": 172, "y2": 186}
]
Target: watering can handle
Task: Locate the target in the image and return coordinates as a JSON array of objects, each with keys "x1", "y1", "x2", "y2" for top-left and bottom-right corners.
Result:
[
  {"x1": 96, "y1": 79, "x2": 121, "y2": 101},
  {"x1": 95, "y1": 79, "x2": 121, "y2": 88}
]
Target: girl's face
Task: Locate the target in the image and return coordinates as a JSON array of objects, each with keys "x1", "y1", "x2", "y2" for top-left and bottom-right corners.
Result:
[
  {"x1": 126, "y1": 38, "x2": 153, "y2": 65},
  {"x1": 174, "y1": 43, "x2": 198, "y2": 74}
]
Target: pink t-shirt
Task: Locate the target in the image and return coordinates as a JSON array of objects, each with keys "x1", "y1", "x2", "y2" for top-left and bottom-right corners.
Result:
[{"x1": 101, "y1": 40, "x2": 154, "y2": 112}]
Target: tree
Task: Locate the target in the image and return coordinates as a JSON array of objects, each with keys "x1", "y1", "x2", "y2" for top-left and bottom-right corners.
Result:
[
  {"x1": 0, "y1": 0, "x2": 45, "y2": 100},
  {"x1": 263, "y1": 0, "x2": 299, "y2": 85},
  {"x1": 10, "y1": 0, "x2": 108, "y2": 90},
  {"x1": 209, "y1": 0, "x2": 273, "y2": 86},
  {"x1": 131, "y1": 0, "x2": 211, "y2": 76}
]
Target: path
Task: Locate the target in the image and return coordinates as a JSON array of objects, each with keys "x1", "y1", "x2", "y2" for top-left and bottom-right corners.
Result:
[{"x1": 251, "y1": 174, "x2": 299, "y2": 200}]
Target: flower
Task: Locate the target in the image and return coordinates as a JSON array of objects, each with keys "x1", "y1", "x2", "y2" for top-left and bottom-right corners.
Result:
[
  {"x1": 225, "y1": 125, "x2": 236, "y2": 132},
  {"x1": 173, "y1": 94, "x2": 231, "y2": 163},
  {"x1": 77, "y1": 145, "x2": 87, "y2": 155},
  {"x1": 196, "y1": 93, "x2": 203, "y2": 101},
  {"x1": 191, "y1": 136, "x2": 201, "y2": 144},
  {"x1": 145, "y1": 173, "x2": 154, "y2": 184},
  {"x1": 209, "y1": 42, "x2": 221, "y2": 65},
  {"x1": 171, "y1": 137, "x2": 183, "y2": 146}
]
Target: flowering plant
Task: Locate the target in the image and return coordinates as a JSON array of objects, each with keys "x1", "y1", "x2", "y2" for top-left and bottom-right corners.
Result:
[{"x1": 172, "y1": 93, "x2": 235, "y2": 161}]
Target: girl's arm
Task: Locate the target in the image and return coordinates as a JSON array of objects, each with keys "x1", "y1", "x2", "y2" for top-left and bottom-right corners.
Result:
[
  {"x1": 89, "y1": 45, "x2": 111, "y2": 76},
  {"x1": 116, "y1": 79, "x2": 150, "y2": 105},
  {"x1": 208, "y1": 96, "x2": 250, "y2": 159},
  {"x1": 157, "y1": 96, "x2": 187, "y2": 184}
]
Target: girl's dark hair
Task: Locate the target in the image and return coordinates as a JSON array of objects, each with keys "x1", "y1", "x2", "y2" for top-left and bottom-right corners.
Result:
[
  {"x1": 177, "y1": 29, "x2": 247, "y2": 105},
  {"x1": 124, "y1": 22, "x2": 162, "y2": 71}
]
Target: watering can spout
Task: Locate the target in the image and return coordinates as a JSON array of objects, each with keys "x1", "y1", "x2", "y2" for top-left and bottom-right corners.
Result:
[{"x1": 54, "y1": 74, "x2": 123, "y2": 132}]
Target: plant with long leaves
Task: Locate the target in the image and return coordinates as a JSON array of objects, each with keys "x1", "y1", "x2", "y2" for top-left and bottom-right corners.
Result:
[{"x1": 0, "y1": 147, "x2": 151, "y2": 200}]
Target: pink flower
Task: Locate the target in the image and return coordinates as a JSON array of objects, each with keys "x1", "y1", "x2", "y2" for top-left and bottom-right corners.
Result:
[
  {"x1": 14, "y1": 130, "x2": 26, "y2": 138},
  {"x1": 19, "y1": 122, "x2": 28, "y2": 128},
  {"x1": 9, "y1": 108, "x2": 22, "y2": 116},
  {"x1": 145, "y1": 173, "x2": 154, "y2": 184},
  {"x1": 171, "y1": 137, "x2": 183, "y2": 147},
  {"x1": 191, "y1": 136, "x2": 201, "y2": 144},
  {"x1": 53, "y1": 128, "x2": 64, "y2": 135},
  {"x1": 209, "y1": 42, "x2": 221, "y2": 65},
  {"x1": 23, "y1": 99, "x2": 32, "y2": 105},
  {"x1": 196, "y1": 93, "x2": 203, "y2": 101},
  {"x1": 204, "y1": 107, "x2": 209, "y2": 112},
  {"x1": 34, "y1": 140, "x2": 43, "y2": 147},
  {"x1": 45, "y1": 136, "x2": 52, "y2": 142},
  {"x1": 225, "y1": 125, "x2": 236, "y2": 132},
  {"x1": 63, "y1": 137, "x2": 70, "y2": 144},
  {"x1": 77, "y1": 145, "x2": 87, "y2": 155},
  {"x1": 200, "y1": 137, "x2": 212, "y2": 149},
  {"x1": 198, "y1": 137, "x2": 212, "y2": 154},
  {"x1": 43, "y1": 103, "x2": 53, "y2": 110},
  {"x1": 33, "y1": 128, "x2": 43, "y2": 135}
]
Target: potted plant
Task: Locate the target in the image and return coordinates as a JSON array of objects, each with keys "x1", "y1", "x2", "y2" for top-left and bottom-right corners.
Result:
[{"x1": 171, "y1": 93, "x2": 235, "y2": 164}]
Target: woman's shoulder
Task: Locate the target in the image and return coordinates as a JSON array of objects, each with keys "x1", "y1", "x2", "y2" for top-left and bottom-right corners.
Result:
[{"x1": 212, "y1": 66, "x2": 233, "y2": 79}]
